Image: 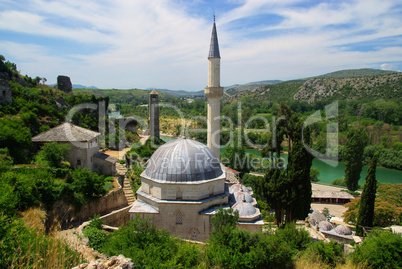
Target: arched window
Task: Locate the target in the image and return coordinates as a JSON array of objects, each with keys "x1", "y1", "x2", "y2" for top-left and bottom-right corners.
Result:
[
  {"x1": 176, "y1": 188, "x2": 182, "y2": 200},
  {"x1": 175, "y1": 210, "x2": 183, "y2": 225}
]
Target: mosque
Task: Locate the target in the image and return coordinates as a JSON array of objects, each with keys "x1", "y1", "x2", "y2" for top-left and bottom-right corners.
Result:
[{"x1": 129, "y1": 20, "x2": 264, "y2": 241}]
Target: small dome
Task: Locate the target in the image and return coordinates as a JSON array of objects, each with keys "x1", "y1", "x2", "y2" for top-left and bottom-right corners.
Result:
[
  {"x1": 334, "y1": 225, "x2": 352, "y2": 235},
  {"x1": 144, "y1": 139, "x2": 223, "y2": 182},
  {"x1": 229, "y1": 184, "x2": 249, "y2": 194},
  {"x1": 234, "y1": 192, "x2": 253, "y2": 203},
  {"x1": 318, "y1": 221, "x2": 333, "y2": 231},
  {"x1": 232, "y1": 201, "x2": 257, "y2": 216}
]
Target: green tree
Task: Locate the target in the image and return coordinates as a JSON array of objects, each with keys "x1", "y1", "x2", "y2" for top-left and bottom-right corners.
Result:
[
  {"x1": 69, "y1": 168, "x2": 107, "y2": 198},
  {"x1": 257, "y1": 103, "x2": 313, "y2": 227},
  {"x1": 356, "y1": 153, "x2": 378, "y2": 236},
  {"x1": 310, "y1": 168, "x2": 320, "y2": 182},
  {"x1": 344, "y1": 127, "x2": 369, "y2": 191},
  {"x1": 0, "y1": 148, "x2": 13, "y2": 174},
  {"x1": 0, "y1": 118, "x2": 32, "y2": 163},
  {"x1": 35, "y1": 142, "x2": 70, "y2": 168}
]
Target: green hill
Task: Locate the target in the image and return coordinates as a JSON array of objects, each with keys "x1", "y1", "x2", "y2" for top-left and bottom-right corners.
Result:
[{"x1": 314, "y1": 68, "x2": 398, "y2": 79}]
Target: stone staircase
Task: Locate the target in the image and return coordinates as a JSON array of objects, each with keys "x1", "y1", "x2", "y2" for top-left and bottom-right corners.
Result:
[{"x1": 116, "y1": 163, "x2": 135, "y2": 205}]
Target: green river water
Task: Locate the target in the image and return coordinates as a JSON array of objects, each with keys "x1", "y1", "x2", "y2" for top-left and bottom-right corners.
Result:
[{"x1": 160, "y1": 136, "x2": 402, "y2": 185}]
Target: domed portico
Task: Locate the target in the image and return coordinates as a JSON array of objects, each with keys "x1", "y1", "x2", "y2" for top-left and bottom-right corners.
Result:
[{"x1": 129, "y1": 139, "x2": 229, "y2": 241}]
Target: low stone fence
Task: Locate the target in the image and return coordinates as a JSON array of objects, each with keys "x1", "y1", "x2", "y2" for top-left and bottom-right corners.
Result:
[
  {"x1": 99, "y1": 205, "x2": 131, "y2": 227},
  {"x1": 74, "y1": 177, "x2": 128, "y2": 222}
]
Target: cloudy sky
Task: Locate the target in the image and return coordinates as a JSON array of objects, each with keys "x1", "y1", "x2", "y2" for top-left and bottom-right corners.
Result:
[{"x1": 0, "y1": 0, "x2": 401, "y2": 91}]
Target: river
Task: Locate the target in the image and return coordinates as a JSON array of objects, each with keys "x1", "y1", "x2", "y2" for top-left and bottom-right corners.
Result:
[{"x1": 160, "y1": 136, "x2": 402, "y2": 185}]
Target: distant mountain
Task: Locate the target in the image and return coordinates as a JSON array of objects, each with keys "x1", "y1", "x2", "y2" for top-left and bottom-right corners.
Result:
[
  {"x1": 149, "y1": 88, "x2": 205, "y2": 97},
  {"x1": 72, "y1": 84, "x2": 98, "y2": 89},
  {"x1": 312, "y1": 68, "x2": 398, "y2": 79},
  {"x1": 224, "y1": 80, "x2": 281, "y2": 96},
  {"x1": 49, "y1": 84, "x2": 99, "y2": 89},
  {"x1": 227, "y1": 71, "x2": 402, "y2": 104}
]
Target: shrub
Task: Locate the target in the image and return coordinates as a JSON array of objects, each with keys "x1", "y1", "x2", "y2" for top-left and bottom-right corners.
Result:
[
  {"x1": 350, "y1": 231, "x2": 402, "y2": 268},
  {"x1": 0, "y1": 215, "x2": 84, "y2": 268},
  {"x1": 306, "y1": 240, "x2": 344, "y2": 266}
]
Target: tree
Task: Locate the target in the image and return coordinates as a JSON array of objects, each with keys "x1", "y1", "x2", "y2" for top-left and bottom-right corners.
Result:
[
  {"x1": 35, "y1": 142, "x2": 70, "y2": 168},
  {"x1": 69, "y1": 168, "x2": 107, "y2": 198},
  {"x1": 310, "y1": 168, "x2": 320, "y2": 182},
  {"x1": 0, "y1": 118, "x2": 32, "y2": 163},
  {"x1": 344, "y1": 127, "x2": 369, "y2": 191},
  {"x1": 257, "y1": 103, "x2": 313, "y2": 227},
  {"x1": 356, "y1": 153, "x2": 378, "y2": 236}
]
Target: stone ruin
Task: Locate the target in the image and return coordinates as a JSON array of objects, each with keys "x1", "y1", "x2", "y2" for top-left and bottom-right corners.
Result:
[
  {"x1": 0, "y1": 77, "x2": 12, "y2": 105},
  {"x1": 57, "y1": 75, "x2": 72, "y2": 93}
]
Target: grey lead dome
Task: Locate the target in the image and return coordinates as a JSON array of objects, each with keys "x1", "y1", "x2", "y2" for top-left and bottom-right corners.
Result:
[{"x1": 144, "y1": 139, "x2": 223, "y2": 182}]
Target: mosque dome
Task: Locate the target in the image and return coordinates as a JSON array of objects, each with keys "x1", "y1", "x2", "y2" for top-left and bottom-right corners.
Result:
[
  {"x1": 234, "y1": 192, "x2": 253, "y2": 203},
  {"x1": 318, "y1": 221, "x2": 333, "y2": 231},
  {"x1": 232, "y1": 201, "x2": 257, "y2": 216},
  {"x1": 334, "y1": 225, "x2": 352, "y2": 235},
  {"x1": 229, "y1": 184, "x2": 250, "y2": 194},
  {"x1": 143, "y1": 139, "x2": 223, "y2": 183}
]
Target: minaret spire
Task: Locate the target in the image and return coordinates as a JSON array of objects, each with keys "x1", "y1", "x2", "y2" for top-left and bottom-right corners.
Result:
[{"x1": 205, "y1": 18, "x2": 223, "y2": 159}]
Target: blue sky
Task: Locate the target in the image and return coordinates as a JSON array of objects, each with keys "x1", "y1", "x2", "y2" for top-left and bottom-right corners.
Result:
[{"x1": 0, "y1": 0, "x2": 401, "y2": 91}]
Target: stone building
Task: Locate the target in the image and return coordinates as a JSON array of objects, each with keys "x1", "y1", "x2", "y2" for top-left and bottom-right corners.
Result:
[
  {"x1": 32, "y1": 122, "x2": 117, "y2": 176},
  {"x1": 149, "y1": 89, "x2": 160, "y2": 139},
  {"x1": 129, "y1": 139, "x2": 263, "y2": 241},
  {"x1": 57, "y1": 75, "x2": 72, "y2": 94},
  {"x1": 0, "y1": 78, "x2": 12, "y2": 105}
]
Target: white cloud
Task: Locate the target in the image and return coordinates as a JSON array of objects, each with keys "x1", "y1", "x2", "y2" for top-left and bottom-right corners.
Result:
[
  {"x1": 0, "y1": 0, "x2": 401, "y2": 90},
  {"x1": 380, "y1": 63, "x2": 399, "y2": 71}
]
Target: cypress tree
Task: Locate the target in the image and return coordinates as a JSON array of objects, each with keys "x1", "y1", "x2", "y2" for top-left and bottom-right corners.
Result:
[
  {"x1": 356, "y1": 152, "x2": 379, "y2": 236},
  {"x1": 344, "y1": 128, "x2": 369, "y2": 191},
  {"x1": 257, "y1": 103, "x2": 313, "y2": 227}
]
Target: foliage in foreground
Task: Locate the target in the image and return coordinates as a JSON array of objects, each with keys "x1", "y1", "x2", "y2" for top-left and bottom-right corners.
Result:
[
  {"x1": 0, "y1": 214, "x2": 84, "y2": 269},
  {"x1": 90, "y1": 216, "x2": 201, "y2": 268},
  {"x1": 350, "y1": 231, "x2": 402, "y2": 269}
]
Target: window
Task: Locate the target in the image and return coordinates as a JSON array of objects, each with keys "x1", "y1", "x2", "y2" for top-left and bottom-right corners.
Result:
[
  {"x1": 76, "y1": 159, "x2": 81, "y2": 166},
  {"x1": 2, "y1": 91, "x2": 5, "y2": 97},
  {"x1": 176, "y1": 188, "x2": 182, "y2": 200},
  {"x1": 175, "y1": 210, "x2": 183, "y2": 225}
]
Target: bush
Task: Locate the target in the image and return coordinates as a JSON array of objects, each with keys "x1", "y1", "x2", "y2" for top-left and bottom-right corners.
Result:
[
  {"x1": 305, "y1": 240, "x2": 344, "y2": 266},
  {"x1": 83, "y1": 215, "x2": 107, "y2": 250},
  {"x1": 0, "y1": 215, "x2": 83, "y2": 268},
  {"x1": 99, "y1": 216, "x2": 200, "y2": 268},
  {"x1": 350, "y1": 231, "x2": 402, "y2": 268}
]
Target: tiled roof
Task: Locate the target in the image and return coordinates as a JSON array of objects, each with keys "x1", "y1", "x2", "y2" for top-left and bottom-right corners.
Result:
[
  {"x1": 93, "y1": 152, "x2": 118, "y2": 164},
  {"x1": 312, "y1": 191, "x2": 355, "y2": 199},
  {"x1": 32, "y1": 122, "x2": 100, "y2": 142}
]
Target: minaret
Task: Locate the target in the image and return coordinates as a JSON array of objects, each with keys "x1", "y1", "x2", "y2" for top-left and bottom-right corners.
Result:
[
  {"x1": 205, "y1": 17, "x2": 223, "y2": 159},
  {"x1": 149, "y1": 89, "x2": 160, "y2": 139}
]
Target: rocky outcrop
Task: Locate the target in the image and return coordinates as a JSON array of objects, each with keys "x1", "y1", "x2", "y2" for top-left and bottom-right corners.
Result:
[
  {"x1": 0, "y1": 78, "x2": 12, "y2": 104},
  {"x1": 72, "y1": 255, "x2": 135, "y2": 269},
  {"x1": 293, "y1": 73, "x2": 402, "y2": 103},
  {"x1": 57, "y1": 75, "x2": 72, "y2": 93}
]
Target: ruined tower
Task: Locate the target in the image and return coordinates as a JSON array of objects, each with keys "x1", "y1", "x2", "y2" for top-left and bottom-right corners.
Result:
[
  {"x1": 205, "y1": 18, "x2": 223, "y2": 159},
  {"x1": 149, "y1": 89, "x2": 160, "y2": 139}
]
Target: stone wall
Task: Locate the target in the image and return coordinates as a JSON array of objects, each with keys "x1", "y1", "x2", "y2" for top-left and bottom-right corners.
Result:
[
  {"x1": 57, "y1": 75, "x2": 72, "y2": 93},
  {"x1": 75, "y1": 187, "x2": 128, "y2": 221},
  {"x1": 99, "y1": 205, "x2": 131, "y2": 227},
  {"x1": 0, "y1": 78, "x2": 12, "y2": 105}
]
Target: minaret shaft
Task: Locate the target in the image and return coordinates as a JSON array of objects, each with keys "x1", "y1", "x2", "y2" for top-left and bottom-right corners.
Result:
[{"x1": 205, "y1": 21, "x2": 223, "y2": 159}]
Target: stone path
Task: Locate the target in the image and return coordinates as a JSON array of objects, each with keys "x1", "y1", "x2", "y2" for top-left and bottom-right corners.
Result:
[{"x1": 116, "y1": 163, "x2": 135, "y2": 205}]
